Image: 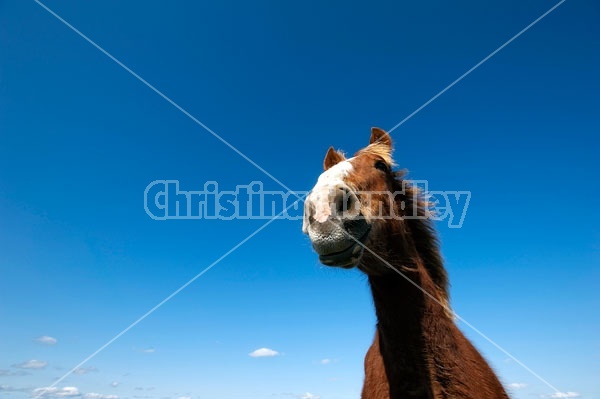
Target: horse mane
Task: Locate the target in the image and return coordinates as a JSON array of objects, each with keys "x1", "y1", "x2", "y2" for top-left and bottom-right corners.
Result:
[
  {"x1": 392, "y1": 170, "x2": 450, "y2": 306},
  {"x1": 355, "y1": 143, "x2": 449, "y2": 306}
]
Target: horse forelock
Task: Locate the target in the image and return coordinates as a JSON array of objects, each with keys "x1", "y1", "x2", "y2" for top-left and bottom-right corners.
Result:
[{"x1": 356, "y1": 142, "x2": 394, "y2": 166}]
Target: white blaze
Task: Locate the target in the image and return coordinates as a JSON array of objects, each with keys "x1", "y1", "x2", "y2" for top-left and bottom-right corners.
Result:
[
  {"x1": 303, "y1": 159, "x2": 354, "y2": 231},
  {"x1": 314, "y1": 158, "x2": 354, "y2": 190}
]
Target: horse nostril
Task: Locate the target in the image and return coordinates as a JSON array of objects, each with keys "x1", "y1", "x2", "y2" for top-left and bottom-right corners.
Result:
[
  {"x1": 308, "y1": 202, "x2": 317, "y2": 224},
  {"x1": 334, "y1": 187, "x2": 358, "y2": 218},
  {"x1": 344, "y1": 192, "x2": 353, "y2": 214},
  {"x1": 336, "y1": 193, "x2": 344, "y2": 215},
  {"x1": 334, "y1": 187, "x2": 345, "y2": 215}
]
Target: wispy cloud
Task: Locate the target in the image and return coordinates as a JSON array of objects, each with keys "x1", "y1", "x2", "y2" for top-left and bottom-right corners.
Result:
[
  {"x1": 73, "y1": 366, "x2": 98, "y2": 375},
  {"x1": 0, "y1": 369, "x2": 30, "y2": 376},
  {"x1": 33, "y1": 387, "x2": 119, "y2": 399},
  {"x1": 320, "y1": 358, "x2": 332, "y2": 365},
  {"x1": 54, "y1": 387, "x2": 80, "y2": 397},
  {"x1": 508, "y1": 383, "x2": 527, "y2": 389},
  {"x1": 34, "y1": 336, "x2": 58, "y2": 346},
  {"x1": 249, "y1": 348, "x2": 280, "y2": 358},
  {"x1": 12, "y1": 360, "x2": 47, "y2": 369},
  {"x1": 110, "y1": 382, "x2": 119, "y2": 388},
  {"x1": 33, "y1": 386, "x2": 80, "y2": 397},
  {"x1": 549, "y1": 393, "x2": 581, "y2": 398},
  {"x1": 139, "y1": 347, "x2": 155, "y2": 353},
  {"x1": 83, "y1": 393, "x2": 119, "y2": 399},
  {"x1": 0, "y1": 385, "x2": 28, "y2": 392},
  {"x1": 280, "y1": 393, "x2": 321, "y2": 399},
  {"x1": 133, "y1": 386, "x2": 155, "y2": 392}
]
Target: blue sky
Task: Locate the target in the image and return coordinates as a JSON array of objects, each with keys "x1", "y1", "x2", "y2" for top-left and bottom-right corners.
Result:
[{"x1": 1, "y1": 0, "x2": 599, "y2": 399}]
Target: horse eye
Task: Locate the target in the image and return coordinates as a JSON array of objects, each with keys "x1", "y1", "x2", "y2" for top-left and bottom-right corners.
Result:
[{"x1": 374, "y1": 160, "x2": 388, "y2": 172}]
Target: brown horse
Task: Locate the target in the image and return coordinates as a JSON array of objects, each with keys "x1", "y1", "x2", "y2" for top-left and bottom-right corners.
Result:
[{"x1": 302, "y1": 128, "x2": 508, "y2": 399}]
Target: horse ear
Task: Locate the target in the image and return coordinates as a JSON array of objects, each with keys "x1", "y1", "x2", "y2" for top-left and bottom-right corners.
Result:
[
  {"x1": 369, "y1": 127, "x2": 392, "y2": 148},
  {"x1": 323, "y1": 146, "x2": 345, "y2": 170}
]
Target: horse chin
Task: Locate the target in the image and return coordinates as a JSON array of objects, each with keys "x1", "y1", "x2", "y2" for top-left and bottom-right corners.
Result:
[
  {"x1": 319, "y1": 243, "x2": 364, "y2": 269},
  {"x1": 317, "y1": 227, "x2": 370, "y2": 269}
]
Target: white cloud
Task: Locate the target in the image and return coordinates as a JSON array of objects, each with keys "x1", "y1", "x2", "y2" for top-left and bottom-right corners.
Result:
[
  {"x1": 320, "y1": 358, "x2": 331, "y2": 365},
  {"x1": 508, "y1": 383, "x2": 527, "y2": 389},
  {"x1": 73, "y1": 366, "x2": 98, "y2": 375},
  {"x1": 55, "y1": 387, "x2": 80, "y2": 397},
  {"x1": 550, "y1": 393, "x2": 581, "y2": 398},
  {"x1": 280, "y1": 393, "x2": 321, "y2": 399},
  {"x1": 177, "y1": 396, "x2": 192, "y2": 399},
  {"x1": 34, "y1": 336, "x2": 58, "y2": 345},
  {"x1": 33, "y1": 387, "x2": 80, "y2": 397},
  {"x1": 249, "y1": 347, "x2": 280, "y2": 358},
  {"x1": 83, "y1": 393, "x2": 119, "y2": 399},
  {"x1": 140, "y1": 347, "x2": 155, "y2": 353},
  {"x1": 32, "y1": 387, "x2": 58, "y2": 396},
  {"x1": 298, "y1": 393, "x2": 320, "y2": 399},
  {"x1": 110, "y1": 382, "x2": 119, "y2": 388},
  {"x1": 12, "y1": 359, "x2": 47, "y2": 369}
]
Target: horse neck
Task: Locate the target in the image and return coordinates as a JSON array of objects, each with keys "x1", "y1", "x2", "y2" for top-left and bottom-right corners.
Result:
[
  {"x1": 367, "y1": 246, "x2": 450, "y2": 398},
  {"x1": 364, "y1": 214, "x2": 508, "y2": 399},
  {"x1": 369, "y1": 266, "x2": 446, "y2": 398}
]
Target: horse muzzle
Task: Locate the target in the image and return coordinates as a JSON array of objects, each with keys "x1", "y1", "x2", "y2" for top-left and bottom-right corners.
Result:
[
  {"x1": 313, "y1": 220, "x2": 371, "y2": 268},
  {"x1": 303, "y1": 204, "x2": 371, "y2": 268}
]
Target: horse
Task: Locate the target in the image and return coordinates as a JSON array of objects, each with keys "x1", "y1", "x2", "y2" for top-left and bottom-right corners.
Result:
[{"x1": 302, "y1": 127, "x2": 508, "y2": 399}]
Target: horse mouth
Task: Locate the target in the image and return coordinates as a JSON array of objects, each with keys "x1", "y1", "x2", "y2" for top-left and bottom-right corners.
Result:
[{"x1": 318, "y1": 226, "x2": 371, "y2": 269}]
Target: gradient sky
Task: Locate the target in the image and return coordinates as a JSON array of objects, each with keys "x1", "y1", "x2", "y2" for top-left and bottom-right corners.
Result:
[{"x1": 1, "y1": 1, "x2": 599, "y2": 399}]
